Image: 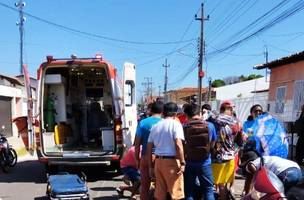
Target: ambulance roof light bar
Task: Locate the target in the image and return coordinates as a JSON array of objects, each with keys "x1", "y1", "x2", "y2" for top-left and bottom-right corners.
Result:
[
  {"x1": 95, "y1": 53, "x2": 102, "y2": 60},
  {"x1": 46, "y1": 55, "x2": 54, "y2": 63}
]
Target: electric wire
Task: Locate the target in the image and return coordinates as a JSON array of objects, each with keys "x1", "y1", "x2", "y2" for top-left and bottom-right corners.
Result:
[
  {"x1": 0, "y1": 2, "x2": 195, "y2": 45},
  {"x1": 208, "y1": 0, "x2": 256, "y2": 43},
  {"x1": 206, "y1": 0, "x2": 304, "y2": 59},
  {"x1": 219, "y1": 0, "x2": 292, "y2": 46}
]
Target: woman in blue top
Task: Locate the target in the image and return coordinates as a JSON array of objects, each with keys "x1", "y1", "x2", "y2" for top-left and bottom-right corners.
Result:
[{"x1": 243, "y1": 104, "x2": 263, "y2": 135}]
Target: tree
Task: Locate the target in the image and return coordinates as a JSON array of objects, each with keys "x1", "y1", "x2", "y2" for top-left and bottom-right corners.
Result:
[
  {"x1": 212, "y1": 79, "x2": 226, "y2": 88},
  {"x1": 239, "y1": 75, "x2": 247, "y2": 82},
  {"x1": 247, "y1": 74, "x2": 263, "y2": 80}
]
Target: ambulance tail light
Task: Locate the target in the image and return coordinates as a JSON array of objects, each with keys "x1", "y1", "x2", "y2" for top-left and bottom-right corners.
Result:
[
  {"x1": 114, "y1": 118, "x2": 123, "y2": 145},
  {"x1": 34, "y1": 119, "x2": 41, "y2": 147}
]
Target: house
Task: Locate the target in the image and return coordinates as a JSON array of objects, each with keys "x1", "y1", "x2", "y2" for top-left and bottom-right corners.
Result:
[
  {"x1": 166, "y1": 87, "x2": 215, "y2": 105},
  {"x1": 255, "y1": 51, "x2": 304, "y2": 122},
  {"x1": 0, "y1": 74, "x2": 25, "y2": 137}
]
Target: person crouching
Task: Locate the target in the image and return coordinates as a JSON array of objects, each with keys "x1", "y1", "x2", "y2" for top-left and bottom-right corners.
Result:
[{"x1": 116, "y1": 146, "x2": 140, "y2": 199}]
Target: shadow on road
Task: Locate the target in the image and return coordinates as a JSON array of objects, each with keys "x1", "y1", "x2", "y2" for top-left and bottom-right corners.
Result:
[
  {"x1": 93, "y1": 197, "x2": 120, "y2": 200},
  {"x1": 0, "y1": 160, "x2": 46, "y2": 183},
  {"x1": 0, "y1": 159, "x2": 122, "y2": 183},
  {"x1": 90, "y1": 186, "x2": 116, "y2": 192}
]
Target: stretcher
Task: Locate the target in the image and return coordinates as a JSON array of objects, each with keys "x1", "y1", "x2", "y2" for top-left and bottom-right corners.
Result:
[{"x1": 46, "y1": 172, "x2": 89, "y2": 200}]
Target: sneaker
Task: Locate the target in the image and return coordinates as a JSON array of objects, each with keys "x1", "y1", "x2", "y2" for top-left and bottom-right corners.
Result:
[
  {"x1": 116, "y1": 187, "x2": 124, "y2": 198},
  {"x1": 122, "y1": 175, "x2": 131, "y2": 186}
]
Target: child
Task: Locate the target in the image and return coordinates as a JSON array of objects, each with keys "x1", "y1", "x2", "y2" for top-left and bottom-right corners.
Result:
[{"x1": 116, "y1": 146, "x2": 140, "y2": 199}]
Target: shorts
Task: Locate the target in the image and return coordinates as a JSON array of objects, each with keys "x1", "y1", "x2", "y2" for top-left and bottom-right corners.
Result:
[
  {"x1": 121, "y1": 167, "x2": 140, "y2": 182},
  {"x1": 154, "y1": 158, "x2": 184, "y2": 200},
  {"x1": 212, "y1": 159, "x2": 235, "y2": 184}
]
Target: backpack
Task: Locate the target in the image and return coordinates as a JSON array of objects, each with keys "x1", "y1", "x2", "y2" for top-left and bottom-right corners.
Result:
[{"x1": 184, "y1": 120, "x2": 210, "y2": 162}]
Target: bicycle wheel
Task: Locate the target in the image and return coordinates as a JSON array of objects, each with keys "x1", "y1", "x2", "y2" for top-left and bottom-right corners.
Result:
[{"x1": 8, "y1": 148, "x2": 17, "y2": 167}]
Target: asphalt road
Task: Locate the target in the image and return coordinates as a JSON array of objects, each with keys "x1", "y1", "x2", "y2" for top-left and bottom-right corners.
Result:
[
  {"x1": 0, "y1": 157, "x2": 128, "y2": 200},
  {"x1": 0, "y1": 157, "x2": 245, "y2": 200}
]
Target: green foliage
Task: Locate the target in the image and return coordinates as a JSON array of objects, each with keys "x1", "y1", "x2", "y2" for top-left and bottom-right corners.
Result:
[
  {"x1": 210, "y1": 74, "x2": 263, "y2": 88},
  {"x1": 212, "y1": 79, "x2": 226, "y2": 88},
  {"x1": 238, "y1": 74, "x2": 263, "y2": 82}
]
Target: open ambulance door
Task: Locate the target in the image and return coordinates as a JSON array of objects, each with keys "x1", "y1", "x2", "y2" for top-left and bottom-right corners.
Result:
[
  {"x1": 122, "y1": 62, "x2": 137, "y2": 148},
  {"x1": 23, "y1": 64, "x2": 35, "y2": 154}
]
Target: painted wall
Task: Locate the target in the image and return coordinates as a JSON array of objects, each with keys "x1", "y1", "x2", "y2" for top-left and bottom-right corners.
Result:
[
  {"x1": 269, "y1": 61, "x2": 304, "y2": 101},
  {"x1": 268, "y1": 61, "x2": 304, "y2": 122},
  {"x1": 215, "y1": 77, "x2": 269, "y2": 100}
]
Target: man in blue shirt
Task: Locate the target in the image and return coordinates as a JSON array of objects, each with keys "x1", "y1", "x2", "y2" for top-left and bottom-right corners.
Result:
[
  {"x1": 183, "y1": 103, "x2": 217, "y2": 200},
  {"x1": 134, "y1": 101, "x2": 163, "y2": 200}
]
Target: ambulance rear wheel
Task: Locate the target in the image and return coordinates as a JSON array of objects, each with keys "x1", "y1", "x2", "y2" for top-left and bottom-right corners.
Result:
[
  {"x1": 45, "y1": 164, "x2": 58, "y2": 174},
  {"x1": 110, "y1": 161, "x2": 121, "y2": 174}
]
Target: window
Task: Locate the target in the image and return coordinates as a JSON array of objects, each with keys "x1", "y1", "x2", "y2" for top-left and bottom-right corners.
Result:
[
  {"x1": 293, "y1": 80, "x2": 304, "y2": 113},
  {"x1": 124, "y1": 81, "x2": 135, "y2": 106},
  {"x1": 275, "y1": 86, "x2": 286, "y2": 114}
]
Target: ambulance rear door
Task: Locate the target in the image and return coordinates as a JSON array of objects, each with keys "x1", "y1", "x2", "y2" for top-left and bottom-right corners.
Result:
[
  {"x1": 122, "y1": 62, "x2": 137, "y2": 148},
  {"x1": 23, "y1": 64, "x2": 35, "y2": 154}
]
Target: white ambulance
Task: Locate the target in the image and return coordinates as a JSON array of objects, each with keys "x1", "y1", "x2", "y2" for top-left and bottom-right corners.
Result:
[{"x1": 26, "y1": 54, "x2": 137, "y2": 170}]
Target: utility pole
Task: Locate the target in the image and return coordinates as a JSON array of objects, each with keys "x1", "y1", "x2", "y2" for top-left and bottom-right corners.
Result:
[
  {"x1": 144, "y1": 77, "x2": 153, "y2": 102},
  {"x1": 158, "y1": 85, "x2": 161, "y2": 98},
  {"x1": 264, "y1": 45, "x2": 270, "y2": 82},
  {"x1": 196, "y1": 3, "x2": 209, "y2": 112},
  {"x1": 15, "y1": 0, "x2": 26, "y2": 75},
  {"x1": 149, "y1": 78, "x2": 153, "y2": 99},
  {"x1": 141, "y1": 82, "x2": 148, "y2": 103},
  {"x1": 207, "y1": 77, "x2": 212, "y2": 102},
  {"x1": 163, "y1": 59, "x2": 170, "y2": 103}
]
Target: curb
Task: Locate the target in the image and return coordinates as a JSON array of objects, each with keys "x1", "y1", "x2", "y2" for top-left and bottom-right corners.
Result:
[
  {"x1": 15, "y1": 146, "x2": 28, "y2": 158},
  {"x1": 15, "y1": 147, "x2": 37, "y2": 161}
]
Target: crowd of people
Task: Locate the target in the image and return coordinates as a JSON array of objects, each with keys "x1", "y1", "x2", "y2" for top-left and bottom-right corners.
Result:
[{"x1": 116, "y1": 100, "x2": 304, "y2": 200}]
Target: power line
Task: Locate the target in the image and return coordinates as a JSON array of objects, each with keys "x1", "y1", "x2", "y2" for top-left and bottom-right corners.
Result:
[
  {"x1": 137, "y1": 42, "x2": 194, "y2": 66},
  {"x1": 208, "y1": 0, "x2": 224, "y2": 15},
  {"x1": 208, "y1": 0, "x2": 254, "y2": 43},
  {"x1": 0, "y1": 2, "x2": 195, "y2": 45},
  {"x1": 219, "y1": 0, "x2": 292, "y2": 46},
  {"x1": 168, "y1": 60, "x2": 197, "y2": 86},
  {"x1": 206, "y1": 0, "x2": 304, "y2": 59}
]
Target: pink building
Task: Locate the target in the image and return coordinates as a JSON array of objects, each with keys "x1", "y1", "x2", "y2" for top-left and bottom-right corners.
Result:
[{"x1": 256, "y1": 51, "x2": 304, "y2": 122}]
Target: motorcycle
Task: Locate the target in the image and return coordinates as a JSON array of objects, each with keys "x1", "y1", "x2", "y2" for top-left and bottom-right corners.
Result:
[{"x1": 0, "y1": 125, "x2": 17, "y2": 173}]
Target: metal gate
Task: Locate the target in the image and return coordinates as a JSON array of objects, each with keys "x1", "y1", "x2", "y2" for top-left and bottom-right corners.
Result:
[{"x1": 0, "y1": 96, "x2": 12, "y2": 137}]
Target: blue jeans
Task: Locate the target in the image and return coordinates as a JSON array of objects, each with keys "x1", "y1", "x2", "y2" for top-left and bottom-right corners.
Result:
[
  {"x1": 278, "y1": 167, "x2": 302, "y2": 191},
  {"x1": 121, "y1": 167, "x2": 140, "y2": 182},
  {"x1": 184, "y1": 162, "x2": 215, "y2": 200}
]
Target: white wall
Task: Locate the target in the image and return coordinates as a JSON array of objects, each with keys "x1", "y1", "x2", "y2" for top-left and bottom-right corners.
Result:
[
  {"x1": 210, "y1": 92, "x2": 269, "y2": 123},
  {"x1": 214, "y1": 77, "x2": 269, "y2": 100},
  {"x1": 211, "y1": 77, "x2": 269, "y2": 123},
  {"x1": 0, "y1": 85, "x2": 22, "y2": 98}
]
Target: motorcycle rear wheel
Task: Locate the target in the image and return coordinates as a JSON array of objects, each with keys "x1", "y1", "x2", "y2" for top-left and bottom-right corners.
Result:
[
  {"x1": 0, "y1": 152, "x2": 10, "y2": 173},
  {"x1": 8, "y1": 148, "x2": 17, "y2": 167}
]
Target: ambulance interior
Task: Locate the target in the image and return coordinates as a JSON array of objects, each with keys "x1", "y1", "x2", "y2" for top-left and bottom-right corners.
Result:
[{"x1": 42, "y1": 66, "x2": 115, "y2": 155}]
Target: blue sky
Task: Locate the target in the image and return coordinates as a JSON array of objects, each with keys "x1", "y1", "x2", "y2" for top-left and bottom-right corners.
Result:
[{"x1": 0, "y1": 0, "x2": 304, "y2": 96}]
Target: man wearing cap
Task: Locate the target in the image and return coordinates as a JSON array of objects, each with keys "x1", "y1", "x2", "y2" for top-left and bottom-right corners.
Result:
[
  {"x1": 147, "y1": 102, "x2": 185, "y2": 200},
  {"x1": 240, "y1": 150, "x2": 302, "y2": 193}
]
